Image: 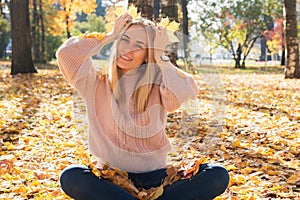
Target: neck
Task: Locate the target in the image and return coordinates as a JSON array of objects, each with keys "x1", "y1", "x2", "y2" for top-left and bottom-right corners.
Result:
[{"x1": 120, "y1": 64, "x2": 146, "y2": 76}]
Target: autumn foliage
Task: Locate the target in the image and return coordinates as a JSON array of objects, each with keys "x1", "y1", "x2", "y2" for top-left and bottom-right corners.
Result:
[
  {"x1": 0, "y1": 64, "x2": 299, "y2": 199},
  {"x1": 48, "y1": 0, "x2": 97, "y2": 37}
]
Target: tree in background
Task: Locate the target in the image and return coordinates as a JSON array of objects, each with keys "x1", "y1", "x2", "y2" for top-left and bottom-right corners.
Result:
[
  {"x1": 28, "y1": 0, "x2": 63, "y2": 63},
  {"x1": 181, "y1": 0, "x2": 189, "y2": 61},
  {"x1": 190, "y1": 0, "x2": 283, "y2": 69},
  {"x1": 74, "y1": 13, "x2": 106, "y2": 34},
  {"x1": 77, "y1": 0, "x2": 106, "y2": 21},
  {"x1": 52, "y1": 0, "x2": 97, "y2": 38},
  {"x1": 0, "y1": 16, "x2": 9, "y2": 58},
  {"x1": 284, "y1": 0, "x2": 300, "y2": 78},
  {"x1": 266, "y1": 17, "x2": 285, "y2": 64},
  {"x1": 258, "y1": 15, "x2": 274, "y2": 62},
  {"x1": 31, "y1": 0, "x2": 47, "y2": 63},
  {"x1": 160, "y1": 0, "x2": 179, "y2": 66},
  {"x1": 261, "y1": 0, "x2": 285, "y2": 65},
  {"x1": 10, "y1": 0, "x2": 36, "y2": 75}
]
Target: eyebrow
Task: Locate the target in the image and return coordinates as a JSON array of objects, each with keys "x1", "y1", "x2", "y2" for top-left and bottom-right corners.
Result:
[{"x1": 123, "y1": 34, "x2": 146, "y2": 47}]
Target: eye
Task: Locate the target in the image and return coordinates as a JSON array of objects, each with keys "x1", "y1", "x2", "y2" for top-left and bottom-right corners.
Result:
[
  {"x1": 136, "y1": 44, "x2": 144, "y2": 49},
  {"x1": 121, "y1": 37, "x2": 129, "y2": 42}
]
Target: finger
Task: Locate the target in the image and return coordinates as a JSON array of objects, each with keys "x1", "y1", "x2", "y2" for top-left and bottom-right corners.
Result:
[
  {"x1": 121, "y1": 13, "x2": 132, "y2": 21},
  {"x1": 122, "y1": 15, "x2": 132, "y2": 25}
]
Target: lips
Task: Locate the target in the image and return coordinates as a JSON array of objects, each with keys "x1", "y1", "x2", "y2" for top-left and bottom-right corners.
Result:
[{"x1": 120, "y1": 54, "x2": 133, "y2": 61}]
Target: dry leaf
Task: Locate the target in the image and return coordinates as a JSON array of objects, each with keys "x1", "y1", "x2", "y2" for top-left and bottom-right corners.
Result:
[{"x1": 0, "y1": 67, "x2": 299, "y2": 199}]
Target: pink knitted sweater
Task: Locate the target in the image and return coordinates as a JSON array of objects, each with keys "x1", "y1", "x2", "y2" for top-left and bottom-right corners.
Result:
[{"x1": 56, "y1": 36, "x2": 198, "y2": 172}]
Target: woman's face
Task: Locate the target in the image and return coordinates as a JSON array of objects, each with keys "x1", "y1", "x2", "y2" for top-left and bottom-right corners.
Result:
[{"x1": 116, "y1": 24, "x2": 148, "y2": 74}]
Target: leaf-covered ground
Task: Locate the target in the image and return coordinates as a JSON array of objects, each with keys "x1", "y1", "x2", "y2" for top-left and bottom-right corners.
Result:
[{"x1": 0, "y1": 66, "x2": 299, "y2": 199}]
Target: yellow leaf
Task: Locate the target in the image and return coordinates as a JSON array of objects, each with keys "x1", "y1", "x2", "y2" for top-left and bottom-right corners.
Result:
[
  {"x1": 63, "y1": 142, "x2": 77, "y2": 147},
  {"x1": 4, "y1": 142, "x2": 15, "y2": 150},
  {"x1": 138, "y1": 191, "x2": 148, "y2": 199},
  {"x1": 114, "y1": 6, "x2": 126, "y2": 17},
  {"x1": 158, "y1": 17, "x2": 170, "y2": 27},
  {"x1": 166, "y1": 20, "x2": 180, "y2": 31},
  {"x1": 149, "y1": 185, "x2": 164, "y2": 200},
  {"x1": 13, "y1": 185, "x2": 27, "y2": 193},
  {"x1": 65, "y1": 110, "x2": 72, "y2": 118},
  {"x1": 127, "y1": 4, "x2": 141, "y2": 19},
  {"x1": 31, "y1": 180, "x2": 41, "y2": 186},
  {"x1": 247, "y1": 194, "x2": 257, "y2": 200},
  {"x1": 286, "y1": 173, "x2": 300, "y2": 184},
  {"x1": 237, "y1": 175, "x2": 247, "y2": 184},
  {"x1": 44, "y1": 157, "x2": 52, "y2": 162},
  {"x1": 232, "y1": 138, "x2": 241, "y2": 147},
  {"x1": 269, "y1": 185, "x2": 284, "y2": 191},
  {"x1": 114, "y1": 5, "x2": 141, "y2": 20},
  {"x1": 226, "y1": 164, "x2": 237, "y2": 171},
  {"x1": 220, "y1": 145, "x2": 227, "y2": 151},
  {"x1": 240, "y1": 167, "x2": 252, "y2": 175},
  {"x1": 4, "y1": 173, "x2": 13, "y2": 180},
  {"x1": 10, "y1": 125, "x2": 17, "y2": 131},
  {"x1": 81, "y1": 32, "x2": 106, "y2": 41}
]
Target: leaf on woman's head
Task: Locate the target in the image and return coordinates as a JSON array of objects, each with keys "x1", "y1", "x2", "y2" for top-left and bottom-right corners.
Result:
[
  {"x1": 128, "y1": 4, "x2": 141, "y2": 19},
  {"x1": 158, "y1": 17, "x2": 180, "y2": 43},
  {"x1": 114, "y1": 4, "x2": 141, "y2": 20},
  {"x1": 167, "y1": 20, "x2": 180, "y2": 32},
  {"x1": 114, "y1": 6, "x2": 126, "y2": 17},
  {"x1": 158, "y1": 17, "x2": 170, "y2": 27}
]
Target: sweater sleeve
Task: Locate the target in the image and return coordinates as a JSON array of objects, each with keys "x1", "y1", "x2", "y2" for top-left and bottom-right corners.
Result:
[
  {"x1": 56, "y1": 36, "x2": 103, "y2": 99},
  {"x1": 158, "y1": 62, "x2": 199, "y2": 112}
]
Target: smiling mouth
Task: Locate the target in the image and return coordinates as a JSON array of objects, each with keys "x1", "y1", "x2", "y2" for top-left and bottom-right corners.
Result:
[{"x1": 120, "y1": 55, "x2": 133, "y2": 61}]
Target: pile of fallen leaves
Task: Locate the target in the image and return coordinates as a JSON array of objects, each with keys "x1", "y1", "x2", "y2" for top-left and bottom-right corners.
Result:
[
  {"x1": 168, "y1": 73, "x2": 300, "y2": 199},
  {"x1": 87, "y1": 158, "x2": 207, "y2": 200},
  {"x1": 0, "y1": 69, "x2": 83, "y2": 199},
  {"x1": 0, "y1": 67, "x2": 299, "y2": 199}
]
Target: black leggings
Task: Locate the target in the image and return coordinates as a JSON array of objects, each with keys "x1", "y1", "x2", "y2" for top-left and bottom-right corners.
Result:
[{"x1": 60, "y1": 164, "x2": 229, "y2": 200}]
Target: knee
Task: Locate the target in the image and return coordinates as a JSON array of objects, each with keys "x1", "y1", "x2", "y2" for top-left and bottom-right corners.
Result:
[
  {"x1": 60, "y1": 165, "x2": 89, "y2": 194},
  {"x1": 208, "y1": 165, "x2": 229, "y2": 194}
]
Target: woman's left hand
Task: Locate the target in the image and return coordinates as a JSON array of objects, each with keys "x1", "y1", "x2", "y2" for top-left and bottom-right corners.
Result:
[
  {"x1": 153, "y1": 26, "x2": 170, "y2": 62},
  {"x1": 112, "y1": 13, "x2": 132, "y2": 35}
]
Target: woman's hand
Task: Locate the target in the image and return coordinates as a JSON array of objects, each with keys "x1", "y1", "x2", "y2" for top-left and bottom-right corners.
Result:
[
  {"x1": 112, "y1": 13, "x2": 132, "y2": 35},
  {"x1": 153, "y1": 26, "x2": 170, "y2": 62}
]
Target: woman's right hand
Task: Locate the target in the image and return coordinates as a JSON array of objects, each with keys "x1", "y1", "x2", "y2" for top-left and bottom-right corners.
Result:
[{"x1": 112, "y1": 13, "x2": 132, "y2": 35}]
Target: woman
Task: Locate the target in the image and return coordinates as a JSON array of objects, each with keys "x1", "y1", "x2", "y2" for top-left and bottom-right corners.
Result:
[{"x1": 56, "y1": 12, "x2": 229, "y2": 200}]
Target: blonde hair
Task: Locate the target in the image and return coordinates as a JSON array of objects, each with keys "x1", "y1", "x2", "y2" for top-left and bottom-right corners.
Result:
[{"x1": 107, "y1": 18, "x2": 159, "y2": 113}]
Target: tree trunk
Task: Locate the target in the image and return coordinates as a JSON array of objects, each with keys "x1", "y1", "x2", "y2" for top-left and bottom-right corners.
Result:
[
  {"x1": 161, "y1": 0, "x2": 179, "y2": 67},
  {"x1": 235, "y1": 43, "x2": 245, "y2": 69},
  {"x1": 284, "y1": 0, "x2": 300, "y2": 78},
  {"x1": 181, "y1": 0, "x2": 188, "y2": 61},
  {"x1": 10, "y1": 0, "x2": 36, "y2": 75},
  {"x1": 31, "y1": 0, "x2": 47, "y2": 63},
  {"x1": 281, "y1": 46, "x2": 285, "y2": 66},
  {"x1": 154, "y1": 0, "x2": 160, "y2": 20},
  {"x1": 39, "y1": 0, "x2": 46, "y2": 63},
  {"x1": 64, "y1": 5, "x2": 72, "y2": 38},
  {"x1": 32, "y1": 0, "x2": 38, "y2": 62}
]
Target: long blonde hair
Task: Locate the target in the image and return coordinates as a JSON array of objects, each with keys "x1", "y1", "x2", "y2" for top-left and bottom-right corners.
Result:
[{"x1": 108, "y1": 18, "x2": 159, "y2": 113}]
